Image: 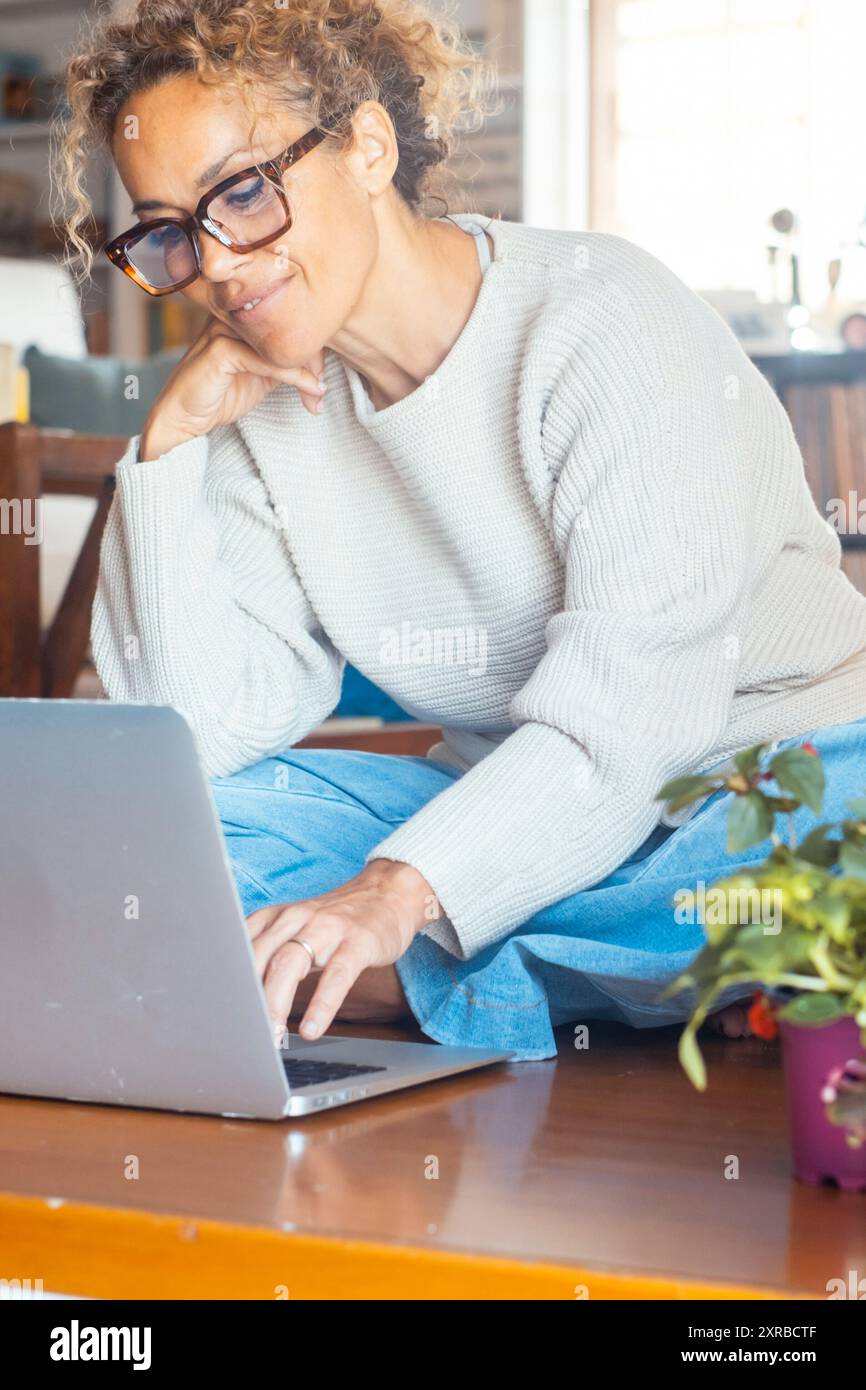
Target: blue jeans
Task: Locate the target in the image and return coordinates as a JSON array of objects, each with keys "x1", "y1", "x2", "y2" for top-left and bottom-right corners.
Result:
[{"x1": 210, "y1": 716, "x2": 866, "y2": 1060}]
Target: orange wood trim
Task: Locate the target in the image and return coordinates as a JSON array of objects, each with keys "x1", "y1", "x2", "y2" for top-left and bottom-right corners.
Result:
[{"x1": 0, "y1": 1192, "x2": 808, "y2": 1301}]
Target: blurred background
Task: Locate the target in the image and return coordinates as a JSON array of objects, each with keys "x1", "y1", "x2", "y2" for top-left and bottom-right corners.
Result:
[{"x1": 0, "y1": 0, "x2": 863, "y2": 721}]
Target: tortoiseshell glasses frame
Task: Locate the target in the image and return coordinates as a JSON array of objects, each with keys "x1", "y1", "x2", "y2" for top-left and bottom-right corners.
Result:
[{"x1": 104, "y1": 125, "x2": 329, "y2": 296}]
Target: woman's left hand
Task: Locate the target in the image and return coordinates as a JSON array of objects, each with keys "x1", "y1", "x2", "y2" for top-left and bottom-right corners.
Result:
[{"x1": 246, "y1": 859, "x2": 436, "y2": 1043}]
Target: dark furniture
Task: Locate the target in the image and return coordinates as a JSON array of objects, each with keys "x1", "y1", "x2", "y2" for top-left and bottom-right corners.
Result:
[
  {"x1": 753, "y1": 350, "x2": 866, "y2": 592},
  {"x1": 0, "y1": 422, "x2": 120, "y2": 699}
]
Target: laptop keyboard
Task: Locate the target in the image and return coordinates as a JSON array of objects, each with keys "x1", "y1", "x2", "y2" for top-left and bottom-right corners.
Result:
[{"x1": 281, "y1": 1057, "x2": 388, "y2": 1089}]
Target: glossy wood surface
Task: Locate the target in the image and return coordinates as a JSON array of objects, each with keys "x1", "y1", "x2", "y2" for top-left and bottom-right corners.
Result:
[{"x1": 1, "y1": 1019, "x2": 863, "y2": 1298}]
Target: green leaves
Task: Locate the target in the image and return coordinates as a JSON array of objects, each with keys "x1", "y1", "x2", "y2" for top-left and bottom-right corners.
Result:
[
  {"x1": 656, "y1": 774, "x2": 718, "y2": 815},
  {"x1": 769, "y1": 746, "x2": 825, "y2": 815},
  {"x1": 660, "y1": 742, "x2": 826, "y2": 852},
  {"x1": 720, "y1": 923, "x2": 813, "y2": 977},
  {"x1": 840, "y1": 841, "x2": 866, "y2": 881},
  {"x1": 660, "y1": 741, "x2": 866, "y2": 1107},
  {"x1": 727, "y1": 791, "x2": 774, "y2": 852},
  {"x1": 797, "y1": 824, "x2": 839, "y2": 867},
  {"x1": 733, "y1": 743, "x2": 770, "y2": 776},
  {"x1": 678, "y1": 1025, "x2": 707, "y2": 1092},
  {"x1": 775, "y1": 992, "x2": 850, "y2": 1025},
  {"x1": 805, "y1": 894, "x2": 852, "y2": 945}
]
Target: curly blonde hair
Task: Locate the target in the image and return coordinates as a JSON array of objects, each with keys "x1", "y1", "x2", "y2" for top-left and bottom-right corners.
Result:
[{"x1": 55, "y1": 0, "x2": 497, "y2": 281}]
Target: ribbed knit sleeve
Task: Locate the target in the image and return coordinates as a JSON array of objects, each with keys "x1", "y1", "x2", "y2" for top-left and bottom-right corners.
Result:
[
  {"x1": 365, "y1": 283, "x2": 764, "y2": 959},
  {"x1": 91, "y1": 432, "x2": 344, "y2": 776}
]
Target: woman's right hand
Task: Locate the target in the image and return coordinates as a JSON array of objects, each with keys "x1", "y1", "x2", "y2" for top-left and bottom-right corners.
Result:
[{"x1": 139, "y1": 317, "x2": 328, "y2": 461}]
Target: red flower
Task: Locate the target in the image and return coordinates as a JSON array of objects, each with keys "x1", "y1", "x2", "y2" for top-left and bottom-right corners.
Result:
[
  {"x1": 802, "y1": 742, "x2": 819, "y2": 757},
  {"x1": 748, "y1": 992, "x2": 779, "y2": 1041}
]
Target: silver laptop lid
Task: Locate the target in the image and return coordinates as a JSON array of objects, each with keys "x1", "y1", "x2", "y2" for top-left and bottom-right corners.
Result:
[{"x1": 0, "y1": 701, "x2": 290, "y2": 1119}]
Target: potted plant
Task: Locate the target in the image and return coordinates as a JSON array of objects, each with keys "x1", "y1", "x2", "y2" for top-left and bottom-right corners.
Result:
[{"x1": 657, "y1": 742, "x2": 866, "y2": 1191}]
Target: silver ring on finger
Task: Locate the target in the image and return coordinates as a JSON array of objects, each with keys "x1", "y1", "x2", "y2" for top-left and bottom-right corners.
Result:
[{"x1": 288, "y1": 936, "x2": 318, "y2": 971}]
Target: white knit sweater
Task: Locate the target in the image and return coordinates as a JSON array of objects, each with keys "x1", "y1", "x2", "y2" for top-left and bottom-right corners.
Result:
[{"x1": 92, "y1": 213, "x2": 866, "y2": 960}]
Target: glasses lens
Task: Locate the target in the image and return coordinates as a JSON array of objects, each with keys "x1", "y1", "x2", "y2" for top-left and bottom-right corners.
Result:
[
  {"x1": 126, "y1": 223, "x2": 196, "y2": 290},
  {"x1": 207, "y1": 171, "x2": 289, "y2": 246}
]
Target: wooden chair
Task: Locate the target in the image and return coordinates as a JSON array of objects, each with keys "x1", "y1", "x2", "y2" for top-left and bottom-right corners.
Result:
[
  {"x1": 0, "y1": 420, "x2": 442, "y2": 754},
  {"x1": 0, "y1": 421, "x2": 121, "y2": 699}
]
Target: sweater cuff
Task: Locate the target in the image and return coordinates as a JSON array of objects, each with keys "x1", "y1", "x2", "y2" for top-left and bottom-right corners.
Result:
[
  {"x1": 122, "y1": 435, "x2": 141, "y2": 466},
  {"x1": 417, "y1": 915, "x2": 465, "y2": 957},
  {"x1": 364, "y1": 721, "x2": 610, "y2": 959},
  {"x1": 116, "y1": 432, "x2": 209, "y2": 479}
]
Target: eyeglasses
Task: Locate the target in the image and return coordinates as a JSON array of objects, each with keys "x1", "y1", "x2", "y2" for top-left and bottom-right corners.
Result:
[{"x1": 104, "y1": 126, "x2": 329, "y2": 296}]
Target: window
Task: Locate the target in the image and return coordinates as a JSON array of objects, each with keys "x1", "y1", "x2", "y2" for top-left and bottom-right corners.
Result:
[{"x1": 591, "y1": 0, "x2": 866, "y2": 307}]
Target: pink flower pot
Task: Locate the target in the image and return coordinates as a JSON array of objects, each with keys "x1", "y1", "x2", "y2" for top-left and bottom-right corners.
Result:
[{"x1": 780, "y1": 1015, "x2": 866, "y2": 1192}]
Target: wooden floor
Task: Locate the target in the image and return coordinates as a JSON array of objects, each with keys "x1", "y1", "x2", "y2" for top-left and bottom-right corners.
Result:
[{"x1": 0, "y1": 1017, "x2": 864, "y2": 1299}]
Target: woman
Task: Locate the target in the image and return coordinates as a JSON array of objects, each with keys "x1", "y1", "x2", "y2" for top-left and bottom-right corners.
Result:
[{"x1": 62, "y1": 0, "x2": 866, "y2": 1059}]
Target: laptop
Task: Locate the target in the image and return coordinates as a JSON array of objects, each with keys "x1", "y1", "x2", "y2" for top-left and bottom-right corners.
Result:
[{"x1": 0, "y1": 700, "x2": 511, "y2": 1119}]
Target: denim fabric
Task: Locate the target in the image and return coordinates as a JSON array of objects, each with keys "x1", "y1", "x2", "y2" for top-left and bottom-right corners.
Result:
[{"x1": 210, "y1": 717, "x2": 866, "y2": 1060}]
